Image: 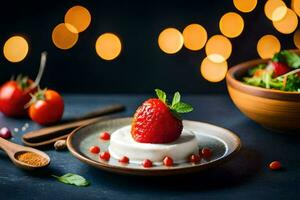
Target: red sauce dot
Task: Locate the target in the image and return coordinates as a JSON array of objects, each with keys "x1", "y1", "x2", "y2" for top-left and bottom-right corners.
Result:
[
  {"x1": 200, "y1": 147, "x2": 213, "y2": 159},
  {"x1": 189, "y1": 154, "x2": 201, "y2": 163},
  {"x1": 142, "y1": 159, "x2": 152, "y2": 168},
  {"x1": 269, "y1": 161, "x2": 282, "y2": 170},
  {"x1": 163, "y1": 156, "x2": 173, "y2": 167},
  {"x1": 100, "y1": 132, "x2": 110, "y2": 140},
  {"x1": 99, "y1": 151, "x2": 110, "y2": 161},
  {"x1": 89, "y1": 145, "x2": 100, "y2": 154},
  {"x1": 119, "y1": 156, "x2": 129, "y2": 163}
]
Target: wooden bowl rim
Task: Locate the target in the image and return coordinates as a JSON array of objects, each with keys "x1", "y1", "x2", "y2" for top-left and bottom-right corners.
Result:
[{"x1": 226, "y1": 50, "x2": 300, "y2": 101}]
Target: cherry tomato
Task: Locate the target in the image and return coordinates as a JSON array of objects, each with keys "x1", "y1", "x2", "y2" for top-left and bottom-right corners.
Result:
[
  {"x1": 189, "y1": 154, "x2": 201, "y2": 163},
  {"x1": 100, "y1": 132, "x2": 110, "y2": 140},
  {"x1": 201, "y1": 147, "x2": 213, "y2": 159},
  {"x1": 28, "y1": 89, "x2": 64, "y2": 125},
  {"x1": 0, "y1": 76, "x2": 36, "y2": 117}
]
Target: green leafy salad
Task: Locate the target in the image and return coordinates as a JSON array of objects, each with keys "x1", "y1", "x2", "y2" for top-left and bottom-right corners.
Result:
[{"x1": 243, "y1": 50, "x2": 300, "y2": 92}]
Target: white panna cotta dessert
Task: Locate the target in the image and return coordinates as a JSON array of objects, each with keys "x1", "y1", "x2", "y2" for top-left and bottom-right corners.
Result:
[{"x1": 108, "y1": 125, "x2": 198, "y2": 164}]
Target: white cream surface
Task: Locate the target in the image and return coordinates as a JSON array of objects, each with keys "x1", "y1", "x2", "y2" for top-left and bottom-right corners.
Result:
[{"x1": 108, "y1": 125, "x2": 198, "y2": 164}]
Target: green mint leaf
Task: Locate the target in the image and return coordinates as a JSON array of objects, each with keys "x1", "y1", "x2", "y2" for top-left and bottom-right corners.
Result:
[
  {"x1": 52, "y1": 173, "x2": 90, "y2": 187},
  {"x1": 171, "y1": 91, "x2": 181, "y2": 108},
  {"x1": 172, "y1": 102, "x2": 193, "y2": 113},
  {"x1": 155, "y1": 89, "x2": 167, "y2": 103}
]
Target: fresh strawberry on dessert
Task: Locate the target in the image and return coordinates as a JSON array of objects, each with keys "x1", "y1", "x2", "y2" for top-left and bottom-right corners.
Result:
[{"x1": 131, "y1": 89, "x2": 193, "y2": 143}]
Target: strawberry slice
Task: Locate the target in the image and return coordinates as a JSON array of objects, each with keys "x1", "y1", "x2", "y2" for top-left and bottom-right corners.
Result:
[{"x1": 271, "y1": 62, "x2": 290, "y2": 77}]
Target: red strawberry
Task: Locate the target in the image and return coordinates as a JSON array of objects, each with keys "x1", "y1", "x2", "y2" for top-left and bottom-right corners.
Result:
[
  {"x1": 131, "y1": 89, "x2": 193, "y2": 144},
  {"x1": 271, "y1": 62, "x2": 290, "y2": 77}
]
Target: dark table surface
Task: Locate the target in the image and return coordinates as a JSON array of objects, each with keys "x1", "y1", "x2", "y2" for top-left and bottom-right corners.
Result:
[{"x1": 0, "y1": 94, "x2": 299, "y2": 200}]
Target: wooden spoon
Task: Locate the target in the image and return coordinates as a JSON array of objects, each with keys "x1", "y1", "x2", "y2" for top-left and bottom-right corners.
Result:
[{"x1": 0, "y1": 137, "x2": 50, "y2": 170}]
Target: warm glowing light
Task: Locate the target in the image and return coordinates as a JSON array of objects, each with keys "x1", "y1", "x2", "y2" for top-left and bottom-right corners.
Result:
[
  {"x1": 182, "y1": 24, "x2": 207, "y2": 51},
  {"x1": 200, "y1": 57, "x2": 228, "y2": 83},
  {"x1": 292, "y1": 0, "x2": 300, "y2": 17},
  {"x1": 95, "y1": 33, "x2": 122, "y2": 60},
  {"x1": 65, "y1": 5, "x2": 91, "y2": 33},
  {"x1": 257, "y1": 35, "x2": 281, "y2": 59},
  {"x1": 158, "y1": 28, "x2": 183, "y2": 54},
  {"x1": 264, "y1": 0, "x2": 287, "y2": 21},
  {"x1": 3, "y1": 36, "x2": 29, "y2": 63},
  {"x1": 52, "y1": 23, "x2": 79, "y2": 50},
  {"x1": 293, "y1": 29, "x2": 300, "y2": 49},
  {"x1": 219, "y1": 12, "x2": 244, "y2": 38},
  {"x1": 233, "y1": 0, "x2": 257, "y2": 13},
  {"x1": 272, "y1": 8, "x2": 298, "y2": 34},
  {"x1": 205, "y1": 35, "x2": 232, "y2": 63}
]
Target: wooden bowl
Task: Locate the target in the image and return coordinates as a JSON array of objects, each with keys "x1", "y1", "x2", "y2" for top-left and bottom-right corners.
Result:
[{"x1": 226, "y1": 55, "x2": 300, "y2": 133}]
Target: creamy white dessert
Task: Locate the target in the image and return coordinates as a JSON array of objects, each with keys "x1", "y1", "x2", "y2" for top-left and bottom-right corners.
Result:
[{"x1": 108, "y1": 125, "x2": 199, "y2": 164}]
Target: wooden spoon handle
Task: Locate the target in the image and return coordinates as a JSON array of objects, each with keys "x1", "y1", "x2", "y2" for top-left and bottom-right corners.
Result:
[{"x1": 22, "y1": 104, "x2": 125, "y2": 142}]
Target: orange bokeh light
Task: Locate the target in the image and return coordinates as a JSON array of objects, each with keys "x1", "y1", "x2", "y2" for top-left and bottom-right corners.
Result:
[
  {"x1": 158, "y1": 28, "x2": 183, "y2": 54},
  {"x1": 65, "y1": 5, "x2": 91, "y2": 33},
  {"x1": 183, "y1": 24, "x2": 207, "y2": 51},
  {"x1": 95, "y1": 33, "x2": 122, "y2": 60},
  {"x1": 3, "y1": 36, "x2": 29, "y2": 63},
  {"x1": 200, "y1": 57, "x2": 228, "y2": 83},
  {"x1": 293, "y1": 29, "x2": 300, "y2": 49},
  {"x1": 264, "y1": 0, "x2": 287, "y2": 21},
  {"x1": 205, "y1": 35, "x2": 232, "y2": 63},
  {"x1": 233, "y1": 0, "x2": 257, "y2": 13},
  {"x1": 257, "y1": 35, "x2": 281, "y2": 59},
  {"x1": 52, "y1": 23, "x2": 79, "y2": 50},
  {"x1": 272, "y1": 8, "x2": 298, "y2": 34},
  {"x1": 219, "y1": 12, "x2": 244, "y2": 38},
  {"x1": 292, "y1": 0, "x2": 300, "y2": 17}
]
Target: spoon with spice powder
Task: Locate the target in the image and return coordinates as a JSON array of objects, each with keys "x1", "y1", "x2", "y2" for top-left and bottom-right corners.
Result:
[{"x1": 0, "y1": 137, "x2": 50, "y2": 170}]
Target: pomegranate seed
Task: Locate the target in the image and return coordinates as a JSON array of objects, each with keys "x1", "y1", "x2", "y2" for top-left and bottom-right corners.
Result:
[
  {"x1": 201, "y1": 147, "x2": 212, "y2": 159},
  {"x1": 100, "y1": 132, "x2": 110, "y2": 140},
  {"x1": 189, "y1": 154, "x2": 201, "y2": 163},
  {"x1": 269, "y1": 161, "x2": 282, "y2": 170},
  {"x1": 142, "y1": 159, "x2": 152, "y2": 168},
  {"x1": 163, "y1": 156, "x2": 173, "y2": 167},
  {"x1": 89, "y1": 146, "x2": 100, "y2": 154},
  {"x1": 0, "y1": 127, "x2": 12, "y2": 139},
  {"x1": 119, "y1": 156, "x2": 129, "y2": 163},
  {"x1": 99, "y1": 151, "x2": 110, "y2": 161}
]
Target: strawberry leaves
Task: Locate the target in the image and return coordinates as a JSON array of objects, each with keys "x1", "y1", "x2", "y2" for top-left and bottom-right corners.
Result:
[
  {"x1": 155, "y1": 89, "x2": 193, "y2": 119},
  {"x1": 155, "y1": 89, "x2": 167, "y2": 103}
]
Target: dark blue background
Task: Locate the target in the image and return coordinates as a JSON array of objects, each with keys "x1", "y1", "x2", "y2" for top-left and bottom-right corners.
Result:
[{"x1": 0, "y1": 0, "x2": 296, "y2": 93}]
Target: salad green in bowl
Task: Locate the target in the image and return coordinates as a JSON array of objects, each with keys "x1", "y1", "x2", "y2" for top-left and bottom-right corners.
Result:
[{"x1": 243, "y1": 50, "x2": 300, "y2": 92}]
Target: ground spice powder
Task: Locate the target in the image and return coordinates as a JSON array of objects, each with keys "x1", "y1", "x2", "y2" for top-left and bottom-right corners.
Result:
[{"x1": 16, "y1": 151, "x2": 48, "y2": 167}]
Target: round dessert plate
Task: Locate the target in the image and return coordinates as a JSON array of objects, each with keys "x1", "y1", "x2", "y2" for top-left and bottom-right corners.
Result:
[{"x1": 67, "y1": 117, "x2": 241, "y2": 176}]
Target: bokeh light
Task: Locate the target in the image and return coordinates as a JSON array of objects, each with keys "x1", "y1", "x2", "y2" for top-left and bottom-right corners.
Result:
[
  {"x1": 200, "y1": 57, "x2": 228, "y2": 83},
  {"x1": 293, "y1": 29, "x2": 300, "y2": 49},
  {"x1": 182, "y1": 24, "x2": 207, "y2": 51},
  {"x1": 3, "y1": 36, "x2": 29, "y2": 63},
  {"x1": 272, "y1": 8, "x2": 298, "y2": 34},
  {"x1": 264, "y1": 0, "x2": 287, "y2": 21},
  {"x1": 205, "y1": 35, "x2": 232, "y2": 63},
  {"x1": 292, "y1": 0, "x2": 300, "y2": 17},
  {"x1": 257, "y1": 35, "x2": 281, "y2": 59},
  {"x1": 95, "y1": 33, "x2": 122, "y2": 60},
  {"x1": 65, "y1": 5, "x2": 91, "y2": 33},
  {"x1": 219, "y1": 12, "x2": 244, "y2": 38},
  {"x1": 233, "y1": 0, "x2": 257, "y2": 13},
  {"x1": 158, "y1": 28, "x2": 183, "y2": 54},
  {"x1": 52, "y1": 23, "x2": 79, "y2": 50}
]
